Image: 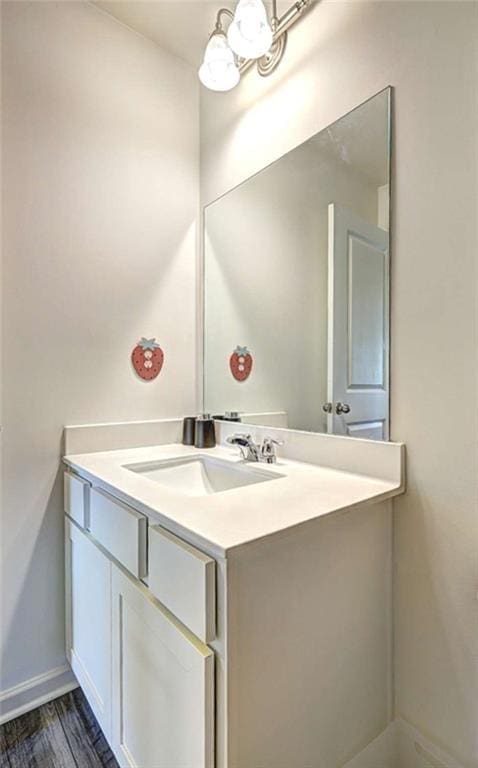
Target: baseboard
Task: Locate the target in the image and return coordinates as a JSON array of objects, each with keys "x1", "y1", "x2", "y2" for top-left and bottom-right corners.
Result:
[
  {"x1": 342, "y1": 719, "x2": 468, "y2": 768},
  {"x1": 0, "y1": 664, "x2": 79, "y2": 725},
  {"x1": 397, "y1": 718, "x2": 467, "y2": 768},
  {"x1": 342, "y1": 722, "x2": 399, "y2": 767}
]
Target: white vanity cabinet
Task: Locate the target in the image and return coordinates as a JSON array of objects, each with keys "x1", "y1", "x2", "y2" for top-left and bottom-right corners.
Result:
[
  {"x1": 64, "y1": 461, "x2": 398, "y2": 768},
  {"x1": 64, "y1": 474, "x2": 215, "y2": 768}
]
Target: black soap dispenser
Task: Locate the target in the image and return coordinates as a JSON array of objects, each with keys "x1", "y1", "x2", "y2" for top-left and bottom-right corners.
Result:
[
  {"x1": 182, "y1": 416, "x2": 197, "y2": 446},
  {"x1": 194, "y1": 414, "x2": 216, "y2": 449}
]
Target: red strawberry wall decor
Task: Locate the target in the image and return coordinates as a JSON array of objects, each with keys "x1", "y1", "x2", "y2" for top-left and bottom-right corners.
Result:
[
  {"x1": 230, "y1": 345, "x2": 253, "y2": 382},
  {"x1": 131, "y1": 337, "x2": 164, "y2": 381}
]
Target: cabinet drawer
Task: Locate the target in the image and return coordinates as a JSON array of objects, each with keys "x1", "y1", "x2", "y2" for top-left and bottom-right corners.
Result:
[
  {"x1": 90, "y1": 488, "x2": 147, "y2": 579},
  {"x1": 64, "y1": 472, "x2": 89, "y2": 528},
  {"x1": 149, "y1": 526, "x2": 215, "y2": 643}
]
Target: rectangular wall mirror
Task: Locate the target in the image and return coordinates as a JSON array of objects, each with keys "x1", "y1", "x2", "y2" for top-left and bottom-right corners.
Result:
[{"x1": 203, "y1": 88, "x2": 391, "y2": 440}]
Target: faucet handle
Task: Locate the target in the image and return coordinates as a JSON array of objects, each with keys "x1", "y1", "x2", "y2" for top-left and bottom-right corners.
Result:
[
  {"x1": 260, "y1": 437, "x2": 284, "y2": 464},
  {"x1": 226, "y1": 432, "x2": 252, "y2": 446}
]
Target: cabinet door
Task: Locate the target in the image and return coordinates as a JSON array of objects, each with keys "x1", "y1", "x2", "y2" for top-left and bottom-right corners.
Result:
[
  {"x1": 65, "y1": 519, "x2": 112, "y2": 740},
  {"x1": 111, "y1": 565, "x2": 214, "y2": 768}
]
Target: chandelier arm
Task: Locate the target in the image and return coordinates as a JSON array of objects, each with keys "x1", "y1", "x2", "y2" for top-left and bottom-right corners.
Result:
[
  {"x1": 271, "y1": 0, "x2": 278, "y2": 27},
  {"x1": 215, "y1": 7, "x2": 234, "y2": 31},
  {"x1": 275, "y1": 0, "x2": 309, "y2": 36}
]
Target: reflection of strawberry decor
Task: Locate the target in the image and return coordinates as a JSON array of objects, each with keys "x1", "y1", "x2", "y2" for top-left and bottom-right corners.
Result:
[
  {"x1": 132, "y1": 338, "x2": 164, "y2": 381},
  {"x1": 230, "y1": 345, "x2": 253, "y2": 382}
]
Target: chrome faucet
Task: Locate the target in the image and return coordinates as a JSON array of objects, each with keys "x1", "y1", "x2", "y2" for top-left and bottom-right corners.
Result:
[
  {"x1": 226, "y1": 433, "x2": 260, "y2": 462},
  {"x1": 226, "y1": 433, "x2": 283, "y2": 464}
]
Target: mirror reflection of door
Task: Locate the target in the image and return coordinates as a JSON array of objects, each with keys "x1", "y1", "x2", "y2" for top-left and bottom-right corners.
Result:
[{"x1": 327, "y1": 204, "x2": 389, "y2": 440}]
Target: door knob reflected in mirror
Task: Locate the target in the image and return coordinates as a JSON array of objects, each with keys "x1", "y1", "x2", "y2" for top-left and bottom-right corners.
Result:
[
  {"x1": 322, "y1": 402, "x2": 333, "y2": 413},
  {"x1": 335, "y1": 402, "x2": 351, "y2": 415}
]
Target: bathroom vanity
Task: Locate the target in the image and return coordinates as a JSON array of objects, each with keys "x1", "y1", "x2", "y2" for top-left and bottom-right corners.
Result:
[
  {"x1": 63, "y1": 419, "x2": 404, "y2": 768},
  {"x1": 62, "y1": 87, "x2": 400, "y2": 768}
]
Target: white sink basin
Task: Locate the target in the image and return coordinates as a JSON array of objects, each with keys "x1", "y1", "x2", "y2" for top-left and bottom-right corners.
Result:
[{"x1": 123, "y1": 454, "x2": 283, "y2": 497}]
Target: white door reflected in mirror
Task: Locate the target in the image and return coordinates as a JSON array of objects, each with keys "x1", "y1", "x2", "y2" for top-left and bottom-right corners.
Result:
[{"x1": 327, "y1": 203, "x2": 389, "y2": 441}]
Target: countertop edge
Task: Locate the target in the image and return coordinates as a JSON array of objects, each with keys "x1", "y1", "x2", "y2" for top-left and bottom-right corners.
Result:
[{"x1": 63, "y1": 455, "x2": 404, "y2": 560}]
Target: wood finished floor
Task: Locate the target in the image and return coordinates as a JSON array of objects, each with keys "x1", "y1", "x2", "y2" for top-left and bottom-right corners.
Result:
[{"x1": 0, "y1": 689, "x2": 118, "y2": 768}]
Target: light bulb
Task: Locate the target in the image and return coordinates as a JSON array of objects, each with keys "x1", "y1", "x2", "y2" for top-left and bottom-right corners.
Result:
[
  {"x1": 198, "y1": 30, "x2": 240, "y2": 92},
  {"x1": 227, "y1": 0, "x2": 273, "y2": 59}
]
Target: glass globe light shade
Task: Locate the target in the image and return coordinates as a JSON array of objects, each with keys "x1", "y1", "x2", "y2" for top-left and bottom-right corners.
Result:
[
  {"x1": 198, "y1": 30, "x2": 240, "y2": 91},
  {"x1": 227, "y1": 0, "x2": 273, "y2": 59}
]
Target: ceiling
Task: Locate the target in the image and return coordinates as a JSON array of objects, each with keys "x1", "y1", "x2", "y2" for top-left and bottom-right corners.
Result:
[{"x1": 93, "y1": 1, "x2": 290, "y2": 67}]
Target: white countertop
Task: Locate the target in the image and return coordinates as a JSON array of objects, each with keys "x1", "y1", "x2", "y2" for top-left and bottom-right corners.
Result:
[{"x1": 64, "y1": 442, "x2": 404, "y2": 557}]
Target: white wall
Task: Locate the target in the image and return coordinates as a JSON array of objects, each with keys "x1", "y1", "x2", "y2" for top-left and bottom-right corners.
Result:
[
  {"x1": 1, "y1": 1, "x2": 198, "y2": 693},
  {"x1": 200, "y1": 2, "x2": 478, "y2": 766},
  {"x1": 204, "y1": 137, "x2": 377, "y2": 432}
]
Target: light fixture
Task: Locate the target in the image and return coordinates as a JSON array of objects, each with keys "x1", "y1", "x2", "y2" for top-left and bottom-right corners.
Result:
[
  {"x1": 198, "y1": 0, "x2": 311, "y2": 92},
  {"x1": 227, "y1": 0, "x2": 273, "y2": 59},
  {"x1": 199, "y1": 27, "x2": 240, "y2": 91}
]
